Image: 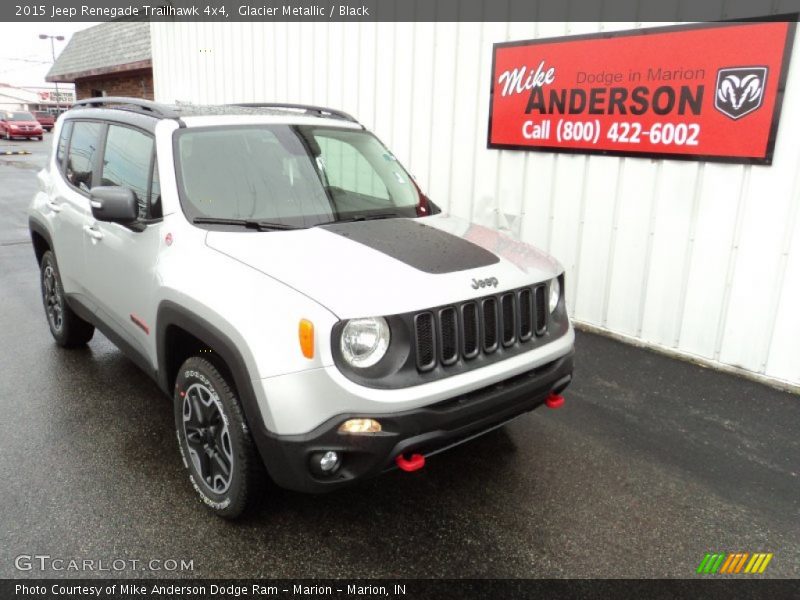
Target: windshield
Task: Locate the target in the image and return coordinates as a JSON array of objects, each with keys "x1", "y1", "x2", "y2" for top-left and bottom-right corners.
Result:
[
  {"x1": 175, "y1": 125, "x2": 434, "y2": 228},
  {"x1": 6, "y1": 111, "x2": 35, "y2": 121}
]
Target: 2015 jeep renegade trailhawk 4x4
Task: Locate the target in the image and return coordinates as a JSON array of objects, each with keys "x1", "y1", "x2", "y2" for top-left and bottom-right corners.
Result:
[{"x1": 29, "y1": 97, "x2": 574, "y2": 518}]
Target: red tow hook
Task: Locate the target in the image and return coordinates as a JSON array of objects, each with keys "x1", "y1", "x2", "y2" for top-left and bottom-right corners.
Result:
[
  {"x1": 395, "y1": 453, "x2": 425, "y2": 472},
  {"x1": 545, "y1": 392, "x2": 565, "y2": 409}
]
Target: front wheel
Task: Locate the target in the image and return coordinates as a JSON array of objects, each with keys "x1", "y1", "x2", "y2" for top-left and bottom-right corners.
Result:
[
  {"x1": 40, "y1": 251, "x2": 94, "y2": 347},
  {"x1": 174, "y1": 357, "x2": 262, "y2": 519}
]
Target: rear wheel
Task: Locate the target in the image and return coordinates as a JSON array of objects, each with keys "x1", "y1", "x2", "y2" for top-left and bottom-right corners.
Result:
[
  {"x1": 174, "y1": 356, "x2": 262, "y2": 519},
  {"x1": 40, "y1": 251, "x2": 94, "y2": 347}
]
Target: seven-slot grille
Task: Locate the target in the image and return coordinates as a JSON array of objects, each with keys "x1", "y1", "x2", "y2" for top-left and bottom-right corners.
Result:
[{"x1": 414, "y1": 284, "x2": 548, "y2": 372}]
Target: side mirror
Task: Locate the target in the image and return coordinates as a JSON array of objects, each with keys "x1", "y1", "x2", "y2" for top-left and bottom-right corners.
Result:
[{"x1": 89, "y1": 186, "x2": 138, "y2": 224}]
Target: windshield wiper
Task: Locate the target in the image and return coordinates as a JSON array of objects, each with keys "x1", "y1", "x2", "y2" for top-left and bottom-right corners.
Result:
[
  {"x1": 192, "y1": 217, "x2": 299, "y2": 231},
  {"x1": 329, "y1": 212, "x2": 405, "y2": 224}
]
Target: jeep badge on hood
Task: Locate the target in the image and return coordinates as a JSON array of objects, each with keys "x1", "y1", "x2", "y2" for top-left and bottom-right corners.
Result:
[{"x1": 471, "y1": 277, "x2": 499, "y2": 289}]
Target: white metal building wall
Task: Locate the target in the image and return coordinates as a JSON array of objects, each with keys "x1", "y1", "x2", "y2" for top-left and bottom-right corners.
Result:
[{"x1": 150, "y1": 20, "x2": 800, "y2": 388}]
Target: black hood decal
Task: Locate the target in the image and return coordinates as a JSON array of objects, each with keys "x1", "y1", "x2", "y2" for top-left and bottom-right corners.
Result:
[{"x1": 321, "y1": 218, "x2": 500, "y2": 274}]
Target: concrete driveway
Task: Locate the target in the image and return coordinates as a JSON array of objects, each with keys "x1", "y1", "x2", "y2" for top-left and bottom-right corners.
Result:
[{"x1": 0, "y1": 135, "x2": 798, "y2": 579}]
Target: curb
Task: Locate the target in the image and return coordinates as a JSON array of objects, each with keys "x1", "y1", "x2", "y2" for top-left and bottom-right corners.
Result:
[
  {"x1": 572, "y1": 319, "x2": 800, "y2": 395},
  {"x1": 0, "y1": 151, "x2": 31, "y2": 155}
]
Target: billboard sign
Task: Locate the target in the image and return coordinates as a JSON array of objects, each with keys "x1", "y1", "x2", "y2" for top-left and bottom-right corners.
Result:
[{"x1": 488, "y1": 20, "x2": 796, "y2": 164}]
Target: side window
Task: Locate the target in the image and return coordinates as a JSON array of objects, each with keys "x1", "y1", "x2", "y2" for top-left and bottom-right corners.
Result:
[
  {"x1": 55, "y1": 121, "x2": 72, "y2": 172},
  {"x1": 65, "y1": 121, "x2": 102, "y2": 192},
  {"x1": 316, "y1": 136, "x2": 389, "y2": 200},
  {"x1": 100, "y1": 125, "x2": 154, "y2": 219}
]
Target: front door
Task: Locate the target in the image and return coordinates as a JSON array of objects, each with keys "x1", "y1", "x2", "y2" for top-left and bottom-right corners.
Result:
[{"x1": 82, "y1": 123, "x2": 161, "y2": 366}]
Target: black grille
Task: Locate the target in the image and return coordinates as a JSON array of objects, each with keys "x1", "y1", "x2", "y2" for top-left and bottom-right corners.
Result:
[
  {"x1": 518, "y1": 288, "x2": 533, "y2": 341},
  {"x1": 501, "y1": 293, "x2": 516, "y2": 347},
  {"x1": 482, "y1": 298, "x2": 498, "y2": 353},
  {"x1": 414, "y1": 312, "x2": 436, "y2": 371},
  {"x1": 462, "y1": 302, "x2": 479, "y2": 359},
  {"x1": 534, "y1": 284, "x2": 547, "y2": 335},
  {"x1": 439, "y1": 307, "x2": 458, "y2": 365},
  {"x1": 414, "y1": 284, "x2": 549, "y2": 372}
]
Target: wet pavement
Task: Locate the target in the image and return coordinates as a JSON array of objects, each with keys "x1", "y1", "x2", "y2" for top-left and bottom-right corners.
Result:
[{"x1": 0, "y1": 135, "x2": 798, "y2": 578}]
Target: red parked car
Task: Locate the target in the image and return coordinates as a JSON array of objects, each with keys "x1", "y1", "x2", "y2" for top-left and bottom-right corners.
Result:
[
  {"x1": 33, "y1": 111, "x2": 56, "y2": 132},
  {"x1": 0, "y1": 111, "x2": 44, "y2": 141}
]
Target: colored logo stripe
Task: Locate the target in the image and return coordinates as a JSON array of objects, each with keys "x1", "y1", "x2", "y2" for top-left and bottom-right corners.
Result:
[
  {"x1": 697, "y1": 553, "x2": 726, "y2": 574},
  {"x1": 745, "y1": 553, "x2": 773, "y2": 573},
  {"x1": 720, "y1": 553, "x2": 749, "y2": 573},
  {"x1": 719, "y1": 553, "x2": 736, "y2": 573},
  {"x1": 697, "y1": 552, "x2": 773, "y2": 574}
]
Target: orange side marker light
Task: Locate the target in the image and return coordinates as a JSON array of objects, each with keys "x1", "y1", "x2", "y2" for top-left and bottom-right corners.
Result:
[{"x1": 299, "y1": 319, "x2": 315, "y2": 359}]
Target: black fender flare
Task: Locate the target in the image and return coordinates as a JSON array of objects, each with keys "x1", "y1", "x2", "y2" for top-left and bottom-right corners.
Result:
[
  {"x1": 155, "y1": 300, "x2": 263, "y2": 423},
  {"x1": 28, "y1": 216, "x2": 53, "y2": 263}
]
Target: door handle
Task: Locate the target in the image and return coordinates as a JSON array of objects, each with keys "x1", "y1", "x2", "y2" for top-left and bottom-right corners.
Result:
[
  {"x1": 46, "y1": 201, "x2": 63, "y2": 213},
  {"x1": 83, "y1": 225, "x2": 104, "y2": 241}
]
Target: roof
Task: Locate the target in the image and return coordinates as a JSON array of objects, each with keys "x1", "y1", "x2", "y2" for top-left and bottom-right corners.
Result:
[
  {"x1": 178, "y1": 113, "x2": 364, "y2": 131},
  {"x1": 174, "y1": 103, "x2": 359, "y2": 122},
  {"x1": 46, "y1": 22, "x2": 151, "y2": 83},
  {"x1": 66, "y1": 98, "x2": 363, "y2": 128}
]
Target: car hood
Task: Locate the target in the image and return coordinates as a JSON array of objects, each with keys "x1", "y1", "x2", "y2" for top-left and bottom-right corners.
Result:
[{"x1": 205, "y1": 213, "x2": 563, "y2": 318}]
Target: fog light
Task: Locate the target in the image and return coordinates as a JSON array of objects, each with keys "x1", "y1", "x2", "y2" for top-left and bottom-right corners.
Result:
[
  {"x1": 319, "y1": 451, "x2": 340, "y2": 473},
  {"x1": 338, "y1": 418, "x2": 382, "y2": 434}
]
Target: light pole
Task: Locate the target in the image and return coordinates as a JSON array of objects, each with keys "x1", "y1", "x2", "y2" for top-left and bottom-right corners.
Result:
[{"x1": 39, "y1": 34, "x2": 65, "y2": 114}]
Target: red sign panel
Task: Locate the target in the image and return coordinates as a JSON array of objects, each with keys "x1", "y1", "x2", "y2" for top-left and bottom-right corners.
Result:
[{"x1": 488, "y1": 21, "x2": 796, "y2": 164}]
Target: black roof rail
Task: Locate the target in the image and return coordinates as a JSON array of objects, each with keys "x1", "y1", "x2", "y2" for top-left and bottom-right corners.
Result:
[
  {"x1": 233, "y1": 102, "x2": 359, "y2": 123},
  {"x1": 71, "y1": 97, "x2": 182, "y2": 120}
]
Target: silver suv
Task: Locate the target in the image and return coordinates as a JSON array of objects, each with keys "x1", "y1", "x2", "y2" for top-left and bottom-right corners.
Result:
[{"x1": 29, "y1": 97, "x2": 574, "y2": 518}]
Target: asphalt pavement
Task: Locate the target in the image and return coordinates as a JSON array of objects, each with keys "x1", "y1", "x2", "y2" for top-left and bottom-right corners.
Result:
[{"x1": 0, "y1": 135, "x2": 798, "y2": 579}]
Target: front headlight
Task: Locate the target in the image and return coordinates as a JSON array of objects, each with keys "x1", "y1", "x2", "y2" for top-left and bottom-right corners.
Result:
[
  {"x1": 549, "y1": 277, "x2": 561, "y2": 313},
  {"x1": 340, "y1": 317, "x2": 390, "y2": 368}
]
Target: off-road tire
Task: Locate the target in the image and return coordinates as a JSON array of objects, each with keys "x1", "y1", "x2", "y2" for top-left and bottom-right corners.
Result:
[
  {"x1": 40, "y1": 250, "x2": 94, "y2": 347},
  {"x1": 174, "y1": 356, "x2": 262, "y2": 519}
]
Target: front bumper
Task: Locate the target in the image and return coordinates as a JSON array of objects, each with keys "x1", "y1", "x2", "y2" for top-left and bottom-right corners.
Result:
[
  {"x1": 7, "y1": 130, "x2": 42, "y2": 138},
  {"x1": 255, "y1": 350, "x2": 573, "y2": 493}
]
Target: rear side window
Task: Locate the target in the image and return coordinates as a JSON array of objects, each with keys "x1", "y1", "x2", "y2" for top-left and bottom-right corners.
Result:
[
  {"x1": 65, "y1": 121, "x2": 102, "y2": 192},
  {"x1": 100, "y1": 125, "x2": 154, "y2": 219},
  {"x1": 55, "y1": 121, "x2": 73, "y2": 171}
]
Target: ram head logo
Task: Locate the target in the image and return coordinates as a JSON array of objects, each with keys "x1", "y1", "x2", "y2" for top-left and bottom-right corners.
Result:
[{"x1": 715, "y1": 67, "x2": 768, "y2": 120}]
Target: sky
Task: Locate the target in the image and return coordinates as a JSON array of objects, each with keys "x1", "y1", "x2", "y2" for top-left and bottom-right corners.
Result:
[{"x1": 0, "y1": 22, "x2": 100, "y2": 89}]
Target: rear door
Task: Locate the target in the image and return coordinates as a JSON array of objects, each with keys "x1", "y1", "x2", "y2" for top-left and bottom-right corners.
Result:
[{"x1": 49, "y1": 119, "x2": 103, "y2": 308}]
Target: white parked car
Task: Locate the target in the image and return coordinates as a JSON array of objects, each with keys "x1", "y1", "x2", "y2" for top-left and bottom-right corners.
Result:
[{"x1": 28, "y1": 97, "x2": 574, "y2": 518}]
